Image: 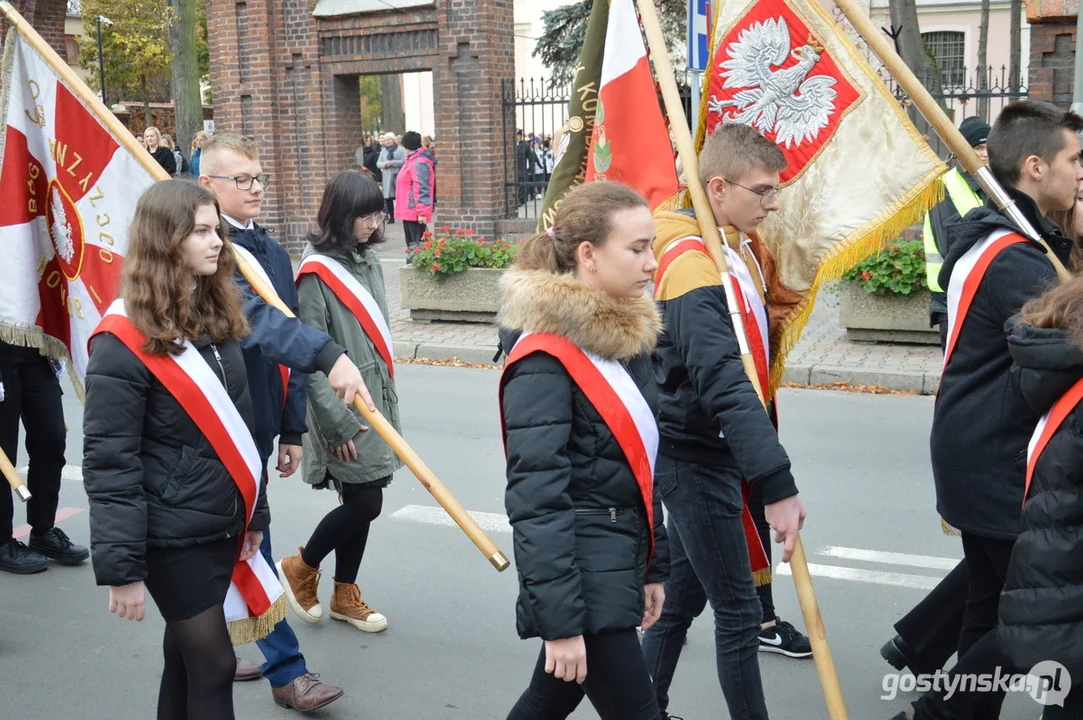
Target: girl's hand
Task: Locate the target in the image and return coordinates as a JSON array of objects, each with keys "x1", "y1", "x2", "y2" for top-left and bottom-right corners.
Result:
[
  {"x1": 109, "y1": 581, "x2": 146, "y2": 621},
  {"x1": 330, "y1": 440, "x2": 359, "y2": 462},
  {"x1": 642, "y1": 582, "x2": 665, "y2": 631},
  {"x1": 543, "y1": 636, "x2": 587, "y2": 683},
  {"x1": 239, "y1": 531, "x2": 263, "y2": 562}
]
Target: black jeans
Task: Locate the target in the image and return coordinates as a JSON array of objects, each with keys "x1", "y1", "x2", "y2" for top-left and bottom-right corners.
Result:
[
  {"x1": 403, "y1": 220, "x2": 427, "y2": 251},
  {"x1": 507, "y1": 628, "x2": 660, "y2": 720},
  {"x1": 0, "y1": 342, "x2": 65, "y2": 541},
  {"x1": 641, "y1": 454, "x2": 768, "y2": 719},
  {"x1": 914, "y1": 533, "x2": 1016, "y2": 719},
  {"x1": 893, "y1": 560, "x2": 968, "y2": 674}
]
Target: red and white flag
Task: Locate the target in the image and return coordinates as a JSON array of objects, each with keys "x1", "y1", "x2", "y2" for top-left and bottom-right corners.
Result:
[
  {"x1": 584, "y1": 0, "x2": 679, "y2": 209},
  {"x1": 0, "y1": 28, "x2": 159, "y2": 388}
]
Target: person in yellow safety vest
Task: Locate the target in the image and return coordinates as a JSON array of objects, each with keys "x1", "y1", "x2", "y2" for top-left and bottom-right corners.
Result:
[{"x1": 924, "y1": 116, "x2": 990, "y2": 350}]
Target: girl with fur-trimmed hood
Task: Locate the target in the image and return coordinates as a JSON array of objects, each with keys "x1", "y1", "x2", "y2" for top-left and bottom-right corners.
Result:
[{"x1": 498, "y1": 182, "x2": 669, "y2": 719}]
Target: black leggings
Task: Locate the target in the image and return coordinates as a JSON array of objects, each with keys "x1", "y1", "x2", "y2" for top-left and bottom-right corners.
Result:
[
  {"x1": 507, "y1": 628, "x2": 661, "y2": 720},
  {"x1": 157, "y1": 603, "x2": 236, "y2": 719},
  {"x1": 301, "y1": 481, "x2": 385, "y2": 584}
]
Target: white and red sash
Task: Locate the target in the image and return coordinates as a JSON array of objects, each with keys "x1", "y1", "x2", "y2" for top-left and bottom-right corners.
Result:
[
  {"x1": 91, "y1": 301, "x2": 283, "y2": 626},
  {"x1": 232, "y1": 243, "x2": 292, "y2": 399},
  {"x1": 499, "y1": 332, "x2": 658, "y2": 562},
  {"x1": 1025, "y1": 378, "x2": 1083, "y2": 504},
  {"x1": 655, "y1": 235, "x2": 770, "y2": 395},
  {"x1": 943, "y1": 229, "x2": 1028, "y2": 370},
  {"x1": 295, "y1": 255, "x2": 395, "y2": 379}
]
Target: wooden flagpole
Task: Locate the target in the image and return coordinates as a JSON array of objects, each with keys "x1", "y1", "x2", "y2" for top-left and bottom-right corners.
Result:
[
  {"x1": 635, "y1": 0, "x2": 849, "y2": 717},
  {"x1": 1, "y1": 449, "x2": 31, "y2": 502},
  {"x1": 0, "y1": 1, "x2": 509, "y2": 572},
  {"x1": 830, "y1": 0, "x2": 1071, "y2": 283}
]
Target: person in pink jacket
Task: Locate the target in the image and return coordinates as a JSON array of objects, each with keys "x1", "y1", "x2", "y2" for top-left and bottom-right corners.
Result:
[{"x1": 395, "y1": 131, "x2": 436, "y2": 254}]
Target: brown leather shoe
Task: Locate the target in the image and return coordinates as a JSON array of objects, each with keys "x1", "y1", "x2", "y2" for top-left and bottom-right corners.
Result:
[
  {"x1": 234, "y1": 656, "x2": 263, "y2": 682},
  {"x1": 330, "y1": 579, "x2": 388, "y2": 632},
  {"x1": 271, "y1": 673, "x2": 344, "y2": 712},
  {"x1": 276, "y1": 547, "x2": 323, "y2": 624}
]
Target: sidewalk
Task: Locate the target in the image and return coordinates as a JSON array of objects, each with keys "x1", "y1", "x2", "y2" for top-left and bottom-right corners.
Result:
[{"x1": 373, "y1": 224, "x2": 943, "y2": 393}]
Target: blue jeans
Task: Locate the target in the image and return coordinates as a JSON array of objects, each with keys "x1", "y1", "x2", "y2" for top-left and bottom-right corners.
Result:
[
  {"x1": 255, "y1": 527, "x2": 308, "y2": 688},
  {"x1": 641, "y1": 454, "x2": 768, "y2": 719}
]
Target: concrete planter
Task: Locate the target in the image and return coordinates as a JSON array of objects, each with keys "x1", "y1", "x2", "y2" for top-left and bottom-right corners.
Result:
[
  {"x1": 839, "y1": 281, "x2": 939, "y2": 344},
  {"x1": 399, "y1": 265, "x2": 504, "y2": 323}
]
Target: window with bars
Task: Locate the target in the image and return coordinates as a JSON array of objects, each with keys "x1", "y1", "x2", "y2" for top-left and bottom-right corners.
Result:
[{"x1": 922, "y1": 31, "x2": 966, "y2": 88}]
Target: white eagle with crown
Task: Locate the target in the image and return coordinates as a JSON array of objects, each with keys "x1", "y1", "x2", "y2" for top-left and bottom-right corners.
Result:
[{"x1": 707, "y1": 17, "x2": 837, "y2": 148}]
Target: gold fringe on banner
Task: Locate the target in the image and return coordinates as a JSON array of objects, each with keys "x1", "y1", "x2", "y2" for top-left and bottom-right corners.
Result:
[
  {"x1": 941, "y1": 518, "x2": 962, "y2": 537},
  {"x1": 0, "y1": 322, "x2": 69, "y2": 361},
  {"x1": 228, "y1": 594, "x2": 289, "y2": 647},
  {"x1": 767, "y1": 172, "x2": 945, "y2": 397},
  {"x1": 752, "y1": 566, "x2": 772, "y2": 587}
]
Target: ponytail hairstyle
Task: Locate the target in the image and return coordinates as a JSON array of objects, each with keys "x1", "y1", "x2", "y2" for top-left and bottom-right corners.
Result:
[
  {"x1": 516, "y1": 182, "x2": 649, "y2": 274},
  {"x1": 1021, "y1": 274, "x2": 1083, "y2": 349}
]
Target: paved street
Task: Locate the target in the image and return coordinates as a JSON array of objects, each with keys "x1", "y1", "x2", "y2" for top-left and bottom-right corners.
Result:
[
  {"x1": 1, "y1": 365, "x2": 1045, "y2": 719},
  {"x1": 372, "y1": 224, "x2": 944, "y2": 393}
]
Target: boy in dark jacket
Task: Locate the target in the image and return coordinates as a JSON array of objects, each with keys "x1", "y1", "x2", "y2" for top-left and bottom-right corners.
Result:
[
  {"x1": 199, "y1": 133, "x2": 374, "y2": 713},
  {"x1": 641, "y1": 123, "x2": 807, "y2": 719},
  {"x1": 889, "y1": 101, "x2": 1083, "y2": 720}
]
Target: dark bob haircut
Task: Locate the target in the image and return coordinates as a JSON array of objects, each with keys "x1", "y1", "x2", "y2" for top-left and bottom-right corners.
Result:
[{"x1": 309, "y1": 171, "x2": 386, "y2": 252}]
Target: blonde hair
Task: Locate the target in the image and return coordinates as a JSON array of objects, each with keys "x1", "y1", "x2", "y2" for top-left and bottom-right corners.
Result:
[
  {"x1": 698, "y1": 124, "x2": 785, "y2": 188},
  {"x1": 191, "y1": 130, "x2": 210, "y2": 153},
  {"x1": 516, "y1": 182, "x2": 648, "y2": 274},
  {"x1": 200, "y1": 133, "x2": 260, "y2": 175}
]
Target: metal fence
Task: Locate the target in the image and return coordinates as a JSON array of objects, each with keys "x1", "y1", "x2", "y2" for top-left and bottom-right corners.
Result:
[{"x1": 502, "y1": 66, "x2": 1028, "y2": 218}]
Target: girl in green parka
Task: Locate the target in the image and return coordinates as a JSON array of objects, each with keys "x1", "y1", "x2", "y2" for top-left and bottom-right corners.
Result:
[{"x1": 277, "y1": 171, "x2": 403, "y2": 634}]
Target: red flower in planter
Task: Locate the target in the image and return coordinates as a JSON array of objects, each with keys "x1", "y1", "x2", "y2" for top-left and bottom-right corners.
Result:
[{"x1": 424, "y1": 241, "x2": 433, "y2": 249}]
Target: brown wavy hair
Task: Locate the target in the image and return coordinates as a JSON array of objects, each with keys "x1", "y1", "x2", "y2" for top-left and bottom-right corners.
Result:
[
  {"x1": 1021, "y1": 274, "x2": 1083, "y2": 349},
  {"x1": 120, "y1": 180, "x2": 249, "y2": 355}
]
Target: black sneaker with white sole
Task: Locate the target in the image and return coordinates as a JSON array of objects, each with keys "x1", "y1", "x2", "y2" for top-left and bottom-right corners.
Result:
[{"x1": 758, "y1": 619, "x2": 813, "y2": 658}]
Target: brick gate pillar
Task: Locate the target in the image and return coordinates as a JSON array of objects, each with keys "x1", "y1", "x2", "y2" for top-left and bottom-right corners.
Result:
[
  {"x1": 3, "y1": 0, "x2": 67, "y2": 56},
  {"x1": 433, "y1": 0, "x2": 515, "y2": 237},
  {"x1": 1026, "y1": 0, "x2": 1079, "y2": 107}
]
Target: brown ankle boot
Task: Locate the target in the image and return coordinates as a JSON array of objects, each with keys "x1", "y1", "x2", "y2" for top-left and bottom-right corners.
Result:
[
  {"x1": 276, "y1": 547, "x2": 323, "y2": 624},
  {"x1": 329, "y1": 580, "x2": 387, "y2": 632}
]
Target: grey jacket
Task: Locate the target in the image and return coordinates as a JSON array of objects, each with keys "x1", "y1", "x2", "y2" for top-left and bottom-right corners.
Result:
[
  {"x1": 378, "y1": 145, "x2": 406, "y2": 198},
  {"x1": 297, "y1": 243, "x2": 403, "y2": 486}
]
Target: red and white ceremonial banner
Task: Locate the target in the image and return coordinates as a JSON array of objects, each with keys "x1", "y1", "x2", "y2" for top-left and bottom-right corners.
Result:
[
  {"x1": 584, "y1": 0, "x2": 679, "y2": 210},
  {"x1": 296, "y1": 254, "x2": 395, "y2": 379},
  {"x1": 942, "y1": 229, "x2": 1027, "y2": 371},
  {"x1": 696, "y1": 0, "x2": 945, "y2": 371},
  {"x1": 93, "y1": 300, "x2": 285, "y2": 635},
  {"x1": 0, "y1": 28, "x2": 159, "y2": 386},
  {"x1": 499, "y1": 332, "x2": 659, "y2": 562}
]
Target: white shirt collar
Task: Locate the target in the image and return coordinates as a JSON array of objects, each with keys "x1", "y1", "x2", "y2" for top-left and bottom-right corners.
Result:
[{"x1": 222, "y1": 214, "x2": 254, "y2": 231}]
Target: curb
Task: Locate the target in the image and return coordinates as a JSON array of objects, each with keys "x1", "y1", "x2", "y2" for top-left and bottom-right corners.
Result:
[
  {"x1": 394, "y1": 341, "x2": 501, "y2": 365},
  {"x1": 782, "y1": 364, "x2": 941, "y2": 395}
]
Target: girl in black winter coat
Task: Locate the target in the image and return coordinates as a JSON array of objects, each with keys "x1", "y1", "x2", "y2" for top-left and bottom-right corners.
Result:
[
  {"x1": 998, "y1": 276, "x2": 1083, "y2": 718},
  {"x1": 498, "y1": 181, "x2": 669, "y2": 720},
  {"x1": 83, "y1": 180, "x2": 263, "y2": 720}
]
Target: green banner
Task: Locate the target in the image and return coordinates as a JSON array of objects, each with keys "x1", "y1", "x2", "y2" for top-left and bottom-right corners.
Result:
[{"x1": 536, "y1": 0, "x2": 609, "y2": 231}]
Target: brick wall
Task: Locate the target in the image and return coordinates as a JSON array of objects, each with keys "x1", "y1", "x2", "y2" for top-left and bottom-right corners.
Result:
[
  {"x1": 206, "y1": 0, "x2": 515, "y2": 250},
  {"x1": 2, "y1": 0, "x2": 68, "y2": 56},
  {"x1": 1029, "y1": 22, "x2": 1076, "y2": 107}
]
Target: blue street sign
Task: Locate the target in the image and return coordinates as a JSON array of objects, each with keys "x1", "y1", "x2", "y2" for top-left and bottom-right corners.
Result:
[{"x1": 688, "y1": 0, "x2": 712, "y2": 71}]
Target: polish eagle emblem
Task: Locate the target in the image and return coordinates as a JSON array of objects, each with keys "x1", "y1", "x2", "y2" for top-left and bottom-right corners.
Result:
[{"x1": 707, "y1": 17, "x2": 837, "y2": 148}]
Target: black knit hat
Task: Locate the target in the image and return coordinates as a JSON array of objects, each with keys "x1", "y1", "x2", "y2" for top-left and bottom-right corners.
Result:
[
  {"x1": 402, "y1": 131, "x2": 422, "y2": 151},
  {"x1": 959, "y1": 116, "x2": 991, "y2": 148}
]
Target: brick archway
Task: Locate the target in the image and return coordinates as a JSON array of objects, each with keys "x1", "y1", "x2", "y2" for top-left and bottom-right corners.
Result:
[{"x1": 205, "y1": 0, "x2": 515, "y2": 250}]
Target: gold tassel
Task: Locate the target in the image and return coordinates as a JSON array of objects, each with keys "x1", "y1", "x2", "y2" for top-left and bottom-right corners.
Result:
[
  {"x1": 752, "y1": 566, "x2": 773, "y2": 587},
  {"x1": 227, "y1": 594, "x2": 289, "y2": 647},
  {"x1": 940, "y1": 518, "x2": 962, "y2": 537},
  {"x1": 768, "y1": 173, "x2": 946, "y2": 397},
  {"x1": 0, "y1": 322, "x2": 70, "y2": 362}
]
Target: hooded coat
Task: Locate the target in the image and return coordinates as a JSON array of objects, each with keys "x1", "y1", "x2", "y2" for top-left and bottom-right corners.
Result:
[{"x1": 498, "y1": 267, "x2": 669, "y2": 640}]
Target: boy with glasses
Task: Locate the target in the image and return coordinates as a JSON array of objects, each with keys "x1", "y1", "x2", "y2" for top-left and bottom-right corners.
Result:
[
  {"x1": 198, "y1": 133, "x2": 374, "y2": 713},
  {"x1": 643, "y1": 123, "x2": 808, "y2": 720}
]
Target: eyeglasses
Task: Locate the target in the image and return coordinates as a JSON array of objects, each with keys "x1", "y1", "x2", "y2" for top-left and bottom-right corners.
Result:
[
  {"x1": 359, "y1": 211, "x2": 386, "y2": 226},
  {"x1": 205, "y1": 173, "x2": 271, "y2": 191},
  {"x1": 723, "y1": 178, "x2": 782, "y2": 206}
]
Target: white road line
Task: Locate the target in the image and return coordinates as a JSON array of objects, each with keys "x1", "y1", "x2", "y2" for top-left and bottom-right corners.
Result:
[
  {"x1": 820, "y1": 546, "x2": 959, "y2": 571},
  {"x1": 16, "y1": 465, "x2": 83, "y2": 482},
  {"x1": 390, "y1": 504, "x2": 511, "y2": 534},
  {"x1": 774, "y1": 562, "x2": 942, "y2": 590}
]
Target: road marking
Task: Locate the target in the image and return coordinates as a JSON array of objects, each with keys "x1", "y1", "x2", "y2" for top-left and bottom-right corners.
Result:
[
  {"x1": 15, "y1": 465, "x2": 83, "y2": 482},
  {"x1": 819, "y1": 546, "x2": 958, "y2": 571},
  {"x1": 774, "y1": 561, "x2": 942, "y2": 590},
  {"x1": 13, "y1": 506, "x2": 85, "y2": 539},
  {"x1": 390, "y1": 504, "x2": 510, "y2": 534}
]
